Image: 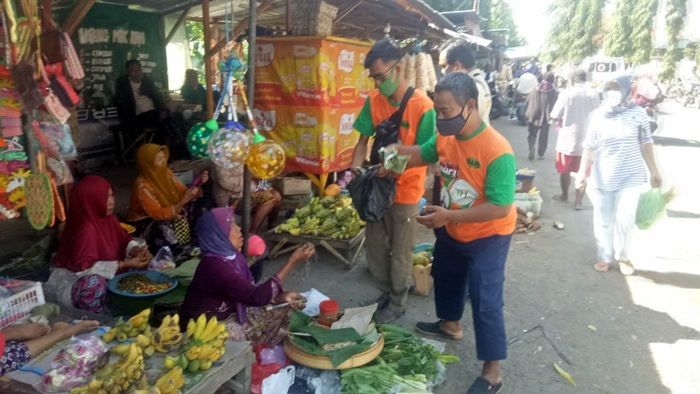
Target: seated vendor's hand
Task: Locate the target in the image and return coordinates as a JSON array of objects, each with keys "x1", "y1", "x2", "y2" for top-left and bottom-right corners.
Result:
[
  {"x1": 185, "y1": 187, "x2": 200, "y2": 202},
  {"x1": 124, "y1": 254, "x2": 149, "y2": 269},
  {"x1": 416, "y1": 205, "x2": 451, "y2": 229},
  {"x1": 290, "y1": 243, "x2": 315, "y2": 265},
  {"x1": 275, "y1": 291, "x2": 305, "y2": 308}
]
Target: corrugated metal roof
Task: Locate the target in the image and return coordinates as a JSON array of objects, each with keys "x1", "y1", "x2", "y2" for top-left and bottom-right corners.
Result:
[{"x1": 56, "y1": 0, "x2": 458, "y2": 41}]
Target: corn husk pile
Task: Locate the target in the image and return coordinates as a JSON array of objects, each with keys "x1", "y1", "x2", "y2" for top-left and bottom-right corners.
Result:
[{"x1": 516, "y1": 207, "x2": 541, "y2": 233}]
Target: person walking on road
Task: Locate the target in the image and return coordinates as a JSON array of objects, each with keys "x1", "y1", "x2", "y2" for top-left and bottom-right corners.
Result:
[
  {"x1": 575, "y1": 76, "x2": 662, "y2": 275},
  {"x1": 550, "y1": 69, "x2": 600, "y2": 209},
  {"x1": 395, "y1": 72, "x2": 516, "y2": 394},
  {"x1": 525, "y1": 72, "x2": 558, "y2": 160},
  {"x1": 350, "y1": 39, "x2": 436, "y2": 323}
]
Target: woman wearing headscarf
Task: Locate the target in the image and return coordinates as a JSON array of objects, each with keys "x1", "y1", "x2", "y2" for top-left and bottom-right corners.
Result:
[
  {"x1": 525, "y1": 72, "x2": 558, "y2": 160},
  {"x1": 49, "y1": 176, "x2": 151, "y2": 313},
  {"x1": 575, "y1": 76, "x2": 662, "y2": 275},
  {"x1": 180, "y1": 208, "x2": 315, "y2": 345},
  {"x1": 126, "y1": 144, "x2": 208, "y2": 255}
]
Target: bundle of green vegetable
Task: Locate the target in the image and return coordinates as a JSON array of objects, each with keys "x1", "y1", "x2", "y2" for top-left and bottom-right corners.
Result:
[
  {"x1": 341, "y1": 324, "x2": 459, "y2": 394},
  {"x1": 288, "y1": 311, "x2": 379, "y2": 367},
  {"x1": 635, "y1": 188, "x2": 675, "y2": 230}
]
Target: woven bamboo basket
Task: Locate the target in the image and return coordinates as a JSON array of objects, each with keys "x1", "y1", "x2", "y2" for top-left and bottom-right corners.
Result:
[{"x1": 283, "y1": 334, "x2": 384, "y2": 370}]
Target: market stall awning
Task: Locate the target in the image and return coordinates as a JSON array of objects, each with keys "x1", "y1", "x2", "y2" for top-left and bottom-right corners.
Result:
[{"x1": 61, "y1": 0, "x2": 458, "y2": 41}]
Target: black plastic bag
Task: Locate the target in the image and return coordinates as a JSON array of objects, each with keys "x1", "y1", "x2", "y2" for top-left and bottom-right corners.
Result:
[{"x1": 347, "y1": 167, "x2": 395, "y2": 223}]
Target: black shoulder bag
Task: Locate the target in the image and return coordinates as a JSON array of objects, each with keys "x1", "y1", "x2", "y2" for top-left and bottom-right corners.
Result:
[{"x1": 369, "y1": 87, "x2": 415, "y2": 164}]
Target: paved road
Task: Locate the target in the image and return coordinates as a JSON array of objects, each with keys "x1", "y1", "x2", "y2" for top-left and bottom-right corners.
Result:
[{"x1": 272, "y1": 103, "x2": 700, "y2": 393}]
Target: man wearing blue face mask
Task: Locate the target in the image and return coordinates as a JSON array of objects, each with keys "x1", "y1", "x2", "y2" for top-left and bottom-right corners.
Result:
[
  {"x1": 351, "y1": 39, "x2": 436, "y2": 323},
  {"x1": 394, "y1": 72, "x2": 516, "y2": 394}
]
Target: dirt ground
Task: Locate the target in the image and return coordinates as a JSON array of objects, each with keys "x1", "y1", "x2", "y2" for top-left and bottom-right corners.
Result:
[
  {"x1": 265, "y1": 103, "x2": 700, "y2": 394},
  {"x1": 0, "y1": 102, "x2": 697, "y2": 394}
]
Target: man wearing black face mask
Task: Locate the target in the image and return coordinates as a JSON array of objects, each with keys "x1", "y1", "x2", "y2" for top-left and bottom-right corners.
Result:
[{"x1": 394, "y1": 72, "x2": 516, "y2": 394}]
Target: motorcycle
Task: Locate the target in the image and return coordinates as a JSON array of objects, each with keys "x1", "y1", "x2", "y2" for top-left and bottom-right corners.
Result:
[{"x1": 497, "y1": 80, "x2": 528, "y2": 125}]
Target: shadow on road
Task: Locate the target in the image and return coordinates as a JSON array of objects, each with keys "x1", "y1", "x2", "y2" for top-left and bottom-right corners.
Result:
[
  {"x1": 634, "y1": 269, "x2": 700, "y2": 290},
  {"x1": 653, "y1": 136, "x2": 700, "y2": 148}
]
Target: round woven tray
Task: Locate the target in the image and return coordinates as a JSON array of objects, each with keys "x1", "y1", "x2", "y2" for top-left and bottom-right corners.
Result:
[{"x1": 283, "y1": 334, "x2": 384, "y2": 370}]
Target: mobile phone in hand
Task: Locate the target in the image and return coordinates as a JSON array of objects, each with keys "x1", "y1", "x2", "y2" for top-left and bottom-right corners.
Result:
[{"x1": 190, "y1": 175, "x2": 203, "y2": 188}]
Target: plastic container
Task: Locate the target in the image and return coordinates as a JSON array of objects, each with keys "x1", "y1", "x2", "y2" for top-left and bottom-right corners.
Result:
[
  {"x1": 0, "y1": 279, "x2": 45, "y2": 329},
  {"x1": 318, "y1": 299, "x2": 339, "y2": 327},
  {"x1": 514, "y1": 192, "x2": 544, "y2": 217}
]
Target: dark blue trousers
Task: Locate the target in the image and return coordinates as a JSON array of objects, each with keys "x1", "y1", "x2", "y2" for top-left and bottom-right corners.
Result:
[{"x1": 432, "y1": 228, "x2": 511, "y2": 361}]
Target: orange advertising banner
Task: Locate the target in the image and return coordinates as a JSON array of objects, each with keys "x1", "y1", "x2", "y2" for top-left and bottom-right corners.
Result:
[{"x1": 254, "y1": 37, "x2": 374, "y2": 174}]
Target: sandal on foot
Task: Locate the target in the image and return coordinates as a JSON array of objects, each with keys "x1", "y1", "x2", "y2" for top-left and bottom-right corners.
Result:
[
  {"x1": 415, "y1": 320, "x2": 463, "y2": 340},
  {"x1": 553, "y1": 194, "x2": 568, "y2": 202},
  {"x1": 593, "y1": 261, "x2": 610, "y2": 272},
  {"x1": 619, "y1": 261, "x2": 635, "y2": 276},
  {"x1": 467, "y1": 377, "x2": 503, "y2": 394}
]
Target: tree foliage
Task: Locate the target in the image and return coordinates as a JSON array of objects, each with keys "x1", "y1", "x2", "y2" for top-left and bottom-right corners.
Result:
[
  {"x1": 661, "y1": 0, "x2": 688, "y2": 80},
  {"x1": 628, "y1": 0, "x2": 659, "y2": 64},
  {"x1": 604, "y1": 0, "x2": 634, "y2": 58},
  {"x1": 488, "y1": 0, "x2": 525, "y2": 46},
  {"x1": 547, "y1": 0, "x2": 604, "y2": 63}
]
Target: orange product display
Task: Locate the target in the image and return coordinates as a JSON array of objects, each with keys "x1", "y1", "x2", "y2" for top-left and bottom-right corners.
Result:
[{"x1": 254, "y1": 36, "x2": 374, "y2": 175}]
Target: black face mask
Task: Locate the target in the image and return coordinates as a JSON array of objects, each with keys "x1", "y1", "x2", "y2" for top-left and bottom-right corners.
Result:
[{"x1": 436, "y1": 101, "x2": 472, "y2": 136}]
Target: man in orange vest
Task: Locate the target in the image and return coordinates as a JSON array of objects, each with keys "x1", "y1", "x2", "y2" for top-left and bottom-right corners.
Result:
[
  {"x1": 351, "y1": 39, "x2": 436, "y2": 323},
  {"x1": 395, "y1": 72, "x2": 516, "y2": 393}
]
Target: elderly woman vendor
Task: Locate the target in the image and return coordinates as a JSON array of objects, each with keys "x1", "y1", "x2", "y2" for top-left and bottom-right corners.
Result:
[
  {"x1": 48, "y1": 176, "x2": 151, "y2": 313},
  {"x1": 180, "y1": 208, "x2": 315, "y2": 345}
]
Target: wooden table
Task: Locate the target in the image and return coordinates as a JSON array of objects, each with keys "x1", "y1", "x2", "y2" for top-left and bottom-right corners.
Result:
[
  {"x1": 264, "y1": 228, "x2": 366, "y2": 269},
  {"x1": 5, "y1": 335, "x2": 253, "y2": 394},
  {"x1": 149, "y1": 341, "x2": 254, "y2": 394}
]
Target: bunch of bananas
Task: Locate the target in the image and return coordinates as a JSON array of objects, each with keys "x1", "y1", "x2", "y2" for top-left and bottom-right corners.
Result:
[
  {"x1": 151, "y1": 314, "x2": 183, "y2": 353},
  {"x1": 153, "y1": 366, "x2": 185, "y2": 394},
  {"x1": 102, "y1": 308, "x2": 151, "y2": 343},
  {"x1": 165, "y1": 314, "x2": 227, "y2": 373},
  {"x1": 70, "y1": 344, "x2": 145, "y2": 394},
  {"x1": 275, "y1": 196, "x2": 364, "y2": 239}
]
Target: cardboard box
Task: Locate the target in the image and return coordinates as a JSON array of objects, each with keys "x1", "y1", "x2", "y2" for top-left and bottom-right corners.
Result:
[{"x1": 273, "y1": 177, "x2": 312, "y2": 196}]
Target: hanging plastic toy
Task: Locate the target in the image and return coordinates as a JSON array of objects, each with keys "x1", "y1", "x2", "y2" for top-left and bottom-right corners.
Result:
[
  {"x1": 208, "y1": 120, "x2": 251, "y2": 168},
  {"x1": 186, "y1": 119, "x2": 219, "y2": 159}
]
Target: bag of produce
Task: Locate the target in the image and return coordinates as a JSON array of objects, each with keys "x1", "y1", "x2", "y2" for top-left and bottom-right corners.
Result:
[
  {"x1": 635, "y1": 188, "x2": 675, "y2": 230},
  {"x1": 347, "y1": 167, "x2": 396, "y2": 223},
  {"x1": 42, "y1": 336, "x2": 109, "y2": 392}
]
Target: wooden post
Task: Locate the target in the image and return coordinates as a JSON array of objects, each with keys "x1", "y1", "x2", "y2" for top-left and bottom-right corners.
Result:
[
  {"x1": 61, "y1": 0, "x2": 96, "y2": 35},
  {"x1": 286, "y1": 0, "x2": 292, "y2": 33},
  {"x1": 165, "y1": 3, "x2": 192, "y2": 45},
  {"x1": 202, "y1": 0, "x2": 215, "y2": 119},
  {"x1": 241, "y1": 0, "x2": 257, "y2": 255}
]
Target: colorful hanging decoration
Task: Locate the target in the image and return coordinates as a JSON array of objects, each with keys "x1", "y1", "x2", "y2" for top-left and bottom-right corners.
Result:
[
  {"x1": 186, "y1": 119, "x2": 219, "y2": 158},
  {"x1": 207, "y1": 121, "x2": 250, "y2": 169},
  {"x1": 246, "y1": 139, "x2": 285, "y2": 180}
]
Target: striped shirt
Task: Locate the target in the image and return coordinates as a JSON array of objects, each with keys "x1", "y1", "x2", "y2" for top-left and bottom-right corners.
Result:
[{"x1": 583, "y1": 106, "x2": 652, "y2": 191}]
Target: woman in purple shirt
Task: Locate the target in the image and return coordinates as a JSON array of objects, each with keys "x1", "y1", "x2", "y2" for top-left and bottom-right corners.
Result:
[{"x1": 180, "y1": 208, "x2": 315, "y2": 345}]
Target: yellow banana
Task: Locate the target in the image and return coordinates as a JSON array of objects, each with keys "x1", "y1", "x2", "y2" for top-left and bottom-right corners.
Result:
[
  {"x1": 186, "y1": 320, "x2": 196, "y2": 338},
  {"x1": 111, "y1": 343, "x2": 131, "y2": 355},
  {"x1": 200, "y1": 316, "x2": 219, "y2": 342},
  {"x1": 185, "y1": 345, "x2": 202, "y2": 360},
  {"x1": 193, "y1": 314, "x2": 207, "y2": 339},
  {"x1": 164, "y1": 355, "x2": 179, "y2": 369},
  {"x1": 135, "y1": 334, "x2": 151, "y2": 348},
  {"x1": 119, "y1": 344, "x2": 141, "y2": 366},
  {"x1": 160, "y1": 315, "x2": 172, "y2": 329},
  {"x1": 200, "y1": 360, "x2": 213, "y2": 370},
  {"x1": 171, "y1": 314, "x2": 179, "y2": 326},
  {"x1": 102, "y1": 328, "x2": 117, "y2": 343},
  {"x1": 88, "y1": 379, "x2": 103, "y2": 390}
]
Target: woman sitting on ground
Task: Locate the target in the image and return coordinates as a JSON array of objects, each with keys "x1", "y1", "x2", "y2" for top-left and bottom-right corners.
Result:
[
  {"x1": 126, "y1": 143, "x2": 209, "y2": 256},
  {"x1": 0, "y1": 321, "x2": 100, "y2": 376},
  {"x1": 180, "y1": 208, "x2": 315, "y2": 345},
  {"x1": 49, "y1": 176, "x2": 151, "y2": 313}
]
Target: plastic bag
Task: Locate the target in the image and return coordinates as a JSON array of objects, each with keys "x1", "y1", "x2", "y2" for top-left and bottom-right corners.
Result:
[
  {"x1": 148, "y1": 246, "x2": 176, "y2": 271},
  {"x1": 262, "y1": 365, "x2": 295, "y2": 394},
  {"x1": 42, "y1": 336, "x2": 109, "y2": 392},
  {"x1": 260, "y1": 344, "x2": 287, "y2": 366},
  {"x1": 347, "y1": 167, "x2": 396, "y2": 223},
  {"x1": 291, "y1": 366, "x2": 341, "y2": 394},
  {"x1": 635, "y1": 188, "x2": 674, "y2": 230}
]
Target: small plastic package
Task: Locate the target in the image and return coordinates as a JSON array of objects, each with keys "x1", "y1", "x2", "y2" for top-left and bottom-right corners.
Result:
[{"x1": 42, "y1": 336, "x2": 109, "y2": 392}]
